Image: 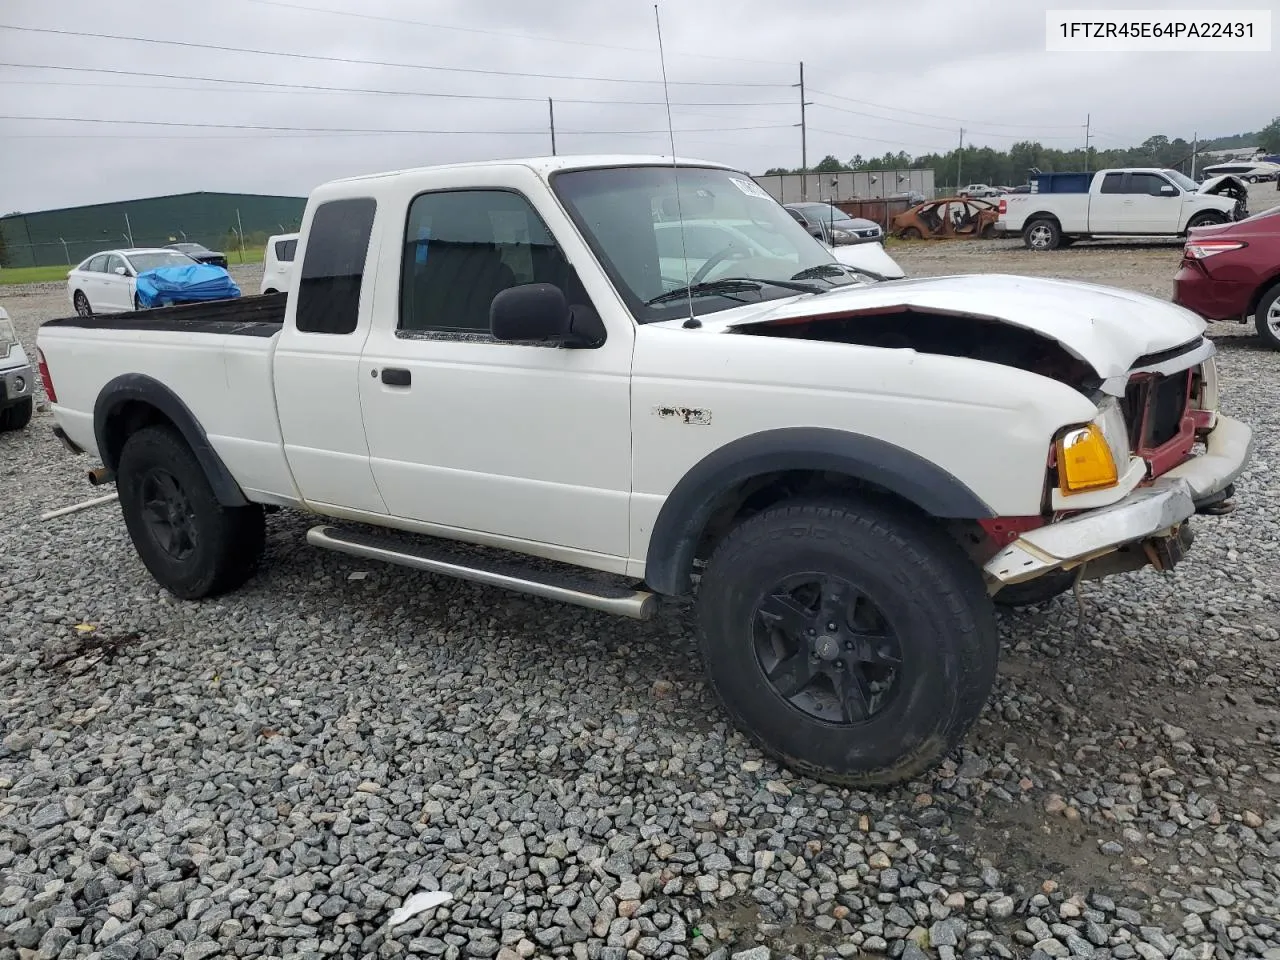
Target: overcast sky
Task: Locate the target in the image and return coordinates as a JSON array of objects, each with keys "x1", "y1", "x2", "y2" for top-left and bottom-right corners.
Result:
[{"x1": 1, "y1": 0, "x2": 1275, "y2": 213}]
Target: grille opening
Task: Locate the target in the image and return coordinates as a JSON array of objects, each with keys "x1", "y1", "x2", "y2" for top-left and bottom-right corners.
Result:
[{"x1": 1123, "y1": 371, "x2": 1191, "y2": 452}]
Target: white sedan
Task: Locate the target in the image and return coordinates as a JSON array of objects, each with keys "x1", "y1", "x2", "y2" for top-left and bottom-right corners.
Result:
[{"x1": 66, "y1": 248, "x2": 199, "y2": 316}]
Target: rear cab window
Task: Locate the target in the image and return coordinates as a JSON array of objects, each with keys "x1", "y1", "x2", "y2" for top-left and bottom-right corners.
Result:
[{"x1": 295, "y1": 198, "x2": 377, "y2": 335}]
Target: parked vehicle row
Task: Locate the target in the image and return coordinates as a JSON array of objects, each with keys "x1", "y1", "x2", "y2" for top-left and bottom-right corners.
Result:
[
  {"x1": 996, "y1": 167, "x2": 1249, "y2": 250},
  {"x1": 1200, "y1": 160, "x2": 1280, "y2": 184},
  {"x1": 36, "y1": 154, "x2": 1252, "y2": 788}
]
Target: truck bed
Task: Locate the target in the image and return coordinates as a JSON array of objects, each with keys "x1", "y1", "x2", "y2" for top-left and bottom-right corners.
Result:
[{"x1": 43, "y1": 292, "x2": 287, "y2": 336}]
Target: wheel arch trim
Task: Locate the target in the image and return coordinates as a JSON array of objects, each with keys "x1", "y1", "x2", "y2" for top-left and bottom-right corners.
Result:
[
  {"x1": 93, "y1": 373, "x2": 248, "y2": 507},
  {"x1": 643, "y1": 427, "x2": 994, "y2": 596}
]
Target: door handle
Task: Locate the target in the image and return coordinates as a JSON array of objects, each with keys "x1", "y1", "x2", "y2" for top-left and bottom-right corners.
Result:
[{"x1": 381, "y1": 368, "x2": 411, "y2": 387}]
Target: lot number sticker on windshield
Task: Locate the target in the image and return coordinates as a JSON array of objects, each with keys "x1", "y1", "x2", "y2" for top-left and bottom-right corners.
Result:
[{"x1": 729, "y1": 177, "x2": 772, "y2": 200}]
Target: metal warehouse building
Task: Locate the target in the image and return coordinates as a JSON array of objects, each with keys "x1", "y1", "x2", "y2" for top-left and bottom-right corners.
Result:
[{"x1": 0, "y1": 191, "x2": 306, "y2": 269}]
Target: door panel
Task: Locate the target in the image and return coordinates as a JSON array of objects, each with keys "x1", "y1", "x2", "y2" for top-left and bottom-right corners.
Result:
[
  {"x1": 273, "y1": 196, "x2": 388, "y2": 514},
  {"x1": 1087, "y1": 172, "x2": 1128, "y2": 232},
  {"x1": 1124, "y1": 173, "x2": 1182, "y2": 233},
  {"x1": 357, "y1": 187, "x2": 633, "y2": 563}
]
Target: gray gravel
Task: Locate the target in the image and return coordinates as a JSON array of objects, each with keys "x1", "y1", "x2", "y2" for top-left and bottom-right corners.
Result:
[{"x1": 1, "y1": 248, "x2": 1278, "y2": 960}]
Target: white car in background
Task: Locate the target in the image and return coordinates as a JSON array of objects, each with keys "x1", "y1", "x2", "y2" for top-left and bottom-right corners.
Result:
[
  {"x1": 66, "y1": 248, "x2": 199, "y2": 316},
  {"x1": 655, "y1": 218, "x2": 904, "y2": 284},
  {"x1": 260, "y1": 233, "x2": 299, "y2": 295}
]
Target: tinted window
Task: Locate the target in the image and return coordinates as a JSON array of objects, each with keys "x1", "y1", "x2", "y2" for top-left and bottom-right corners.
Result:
[
  {"x1": 400, "y1": 189, "x2": 572, "y2": 335},
  {"x1": 105, "y1": 254, "x2": 126, "y2": 274},
  {"x1": 87, "y1": 254, "x2": 109, "y2": 273},
  {"x1": 275, "y1": 239, "x2": 297, "y2": 262},
  {"x1": 1099, "y1": 173, "x2": 1125, "y2": 194},
  {"x1": 785, "y1": 208, "x2": 805, "y2": 223},
  {"x1": 296, "y1": 198, "x2": 377, "y2": 335},
  {"x1": 1127, "y1": 173, "x2": 1172, "y2": 196}
]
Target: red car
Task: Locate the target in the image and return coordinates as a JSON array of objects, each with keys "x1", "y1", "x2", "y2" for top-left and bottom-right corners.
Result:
[{"x1": 1174, "y1": 203, "x2": 1280, "y2": 349}]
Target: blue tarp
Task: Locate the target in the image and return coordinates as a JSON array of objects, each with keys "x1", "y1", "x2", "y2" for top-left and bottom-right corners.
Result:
[{"x1": 135, "y1": 264, "x2": 241, "y2": 308}]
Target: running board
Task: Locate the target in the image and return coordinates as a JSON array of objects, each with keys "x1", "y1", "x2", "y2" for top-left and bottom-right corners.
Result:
[{"x1": 306, "y1": 525, "x2": 659, "y2": 620}]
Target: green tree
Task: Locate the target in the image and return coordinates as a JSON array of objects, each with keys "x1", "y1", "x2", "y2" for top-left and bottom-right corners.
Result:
[
  {"x1": 813, "y1": 154, "x2": 845, "y2": 173},
  {"x1": 1259, "y1": 117, "x2": 1280, "y2": 154}
]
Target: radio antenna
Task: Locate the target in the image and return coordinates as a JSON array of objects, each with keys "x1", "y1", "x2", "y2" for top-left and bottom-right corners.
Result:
[{"x1": 654, "y1": 3, "x2": 697, "y2": 326}]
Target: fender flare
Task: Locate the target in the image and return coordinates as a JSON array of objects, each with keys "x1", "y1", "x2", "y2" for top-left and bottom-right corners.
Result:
[
  {"x1": 93, "y1": 373, "x2": 248, "y2": 507},
  {"x1": 643, "y1": 427, "x2": 993, "y2": 596}
]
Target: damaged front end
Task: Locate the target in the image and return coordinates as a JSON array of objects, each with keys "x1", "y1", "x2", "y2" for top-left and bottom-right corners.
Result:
[
  {"x1": 1198, "y1": 174, "x2": 1251, "y2": 220},
  {"x1": 728, "y1": 297, "x2": 1253, "y2": 595}
]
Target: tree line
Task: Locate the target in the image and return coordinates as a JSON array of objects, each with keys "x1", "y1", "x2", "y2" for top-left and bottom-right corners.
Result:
[{"x1": 763, "y1": 117, "x2": 1280, "y2": 189}]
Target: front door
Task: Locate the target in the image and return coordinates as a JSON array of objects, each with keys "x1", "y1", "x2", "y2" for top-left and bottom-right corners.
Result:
[
  {"x1": 103, "y1": 254, "x2": 133, "y2": 311},
  {"x1": 1123, "y1": 172, "x2": 1183, "y2": 233},
  {"x1": 357, "y1": 186, "x2": 634, "y2": 569}
]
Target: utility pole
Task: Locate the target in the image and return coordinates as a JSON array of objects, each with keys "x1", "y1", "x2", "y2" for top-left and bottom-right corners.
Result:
[
  {"x1": 956, "y1": 128, "x2": 964, "y2": 190},
  {"x1": 123, "y1": 212, "x2": 134, "y2": 247},
  {"x1": 548, "y1": 98, "x2": 557, "y2": 156},
  {"x1": 235, "y1": 209, "x2": 246, "y2": 264},
  {"x1": 1191, "y1": 131, "x2": 1198, "y2": 179},
  {"x1": 798, "y1": 61, "x2": 808, "y2": 200},
  {"x1": 1083, "y1": 113, "x2": 1091, "y2": 171}
]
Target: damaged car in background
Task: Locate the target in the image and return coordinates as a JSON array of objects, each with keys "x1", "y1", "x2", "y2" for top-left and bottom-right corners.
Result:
[{"x1": 36, "y1": 156, "x2": 1252, "y2": 787}]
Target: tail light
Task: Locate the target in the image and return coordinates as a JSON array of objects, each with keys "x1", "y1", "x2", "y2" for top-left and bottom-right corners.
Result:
[
  {"x1": 37, "y1": 347, "x2": 57, "y2": 404},
  {"x1": 1185, "y1": 239, "x2": 1246, "y2": 259},
  {"x1": 998, "y1": 199, "x2": 1007, "y2": 215}
]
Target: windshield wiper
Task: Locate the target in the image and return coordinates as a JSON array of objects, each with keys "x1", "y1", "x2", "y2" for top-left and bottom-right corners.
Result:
[
  {"x1": 791, "y1": 263, "x2": 887, "y2": 283},
  {"x1": 645, "y1": 276, "x2": 826, "y2": 308}
]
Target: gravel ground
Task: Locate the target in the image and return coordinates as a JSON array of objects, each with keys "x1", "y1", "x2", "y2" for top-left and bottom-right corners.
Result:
[{"x1": 1, "y1": 239, "x2": 1278, "y2": 960}]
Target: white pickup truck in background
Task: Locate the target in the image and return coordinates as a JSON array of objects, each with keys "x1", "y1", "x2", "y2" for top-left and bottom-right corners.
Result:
[
  {"x1": 997, "y1": 167, "x2": 1249, "y2": 250},
  {"x1": 35, "y1": 154, "x2": 1253, "y2": 786}
]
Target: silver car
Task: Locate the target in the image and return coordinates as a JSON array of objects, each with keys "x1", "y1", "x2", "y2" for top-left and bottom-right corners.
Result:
[{"x1": 784, "y1": 202, "x2": 884, "y2": 246}]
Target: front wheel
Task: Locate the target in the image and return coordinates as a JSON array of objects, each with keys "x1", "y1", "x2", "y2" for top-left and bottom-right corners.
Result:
[
  {"x1": 117, "y1": 425, "x2": 265, "y2": 599},
  {"x1": 1255, "y1": 283, "x2": 1280, "y2": 350},
  {"x1": 1186, "y1": 211, "x2": 1228, "y2": 230},
  {"x1": 0, "y1": 397, "x2": 34, "y2": 432},
  {"x1": 73, "y1": 291, "x2": 92, "y2": 317},
  {"x1": 696, "y1": 498, "x2": 999, "y2": 787}
]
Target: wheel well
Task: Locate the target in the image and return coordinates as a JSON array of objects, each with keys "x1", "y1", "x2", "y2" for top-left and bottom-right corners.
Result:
[
  {"x1": 263, "y1": 288, "x2": 278, "y2": 295},
  {"x1": 690, "y1": 469, "x2": 940, "y2": 567},
  {"x1": 1248, "y1": 275, "x2": 1280, "y2": 318},
  {"x1": 100, "y1": 400, "x2": 174, "y2": 471},
  {"x1": 1023, "y1": 214, "x2": 1060, "y2": 228}
]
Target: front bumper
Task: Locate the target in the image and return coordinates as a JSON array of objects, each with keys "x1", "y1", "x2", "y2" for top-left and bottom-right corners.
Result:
[
  {"x1": 984, "y1": 414, "x2": 1252, "y2": 586},
  {"x1": 0, "y1": 362, "x2": 34, "y2": 407}
]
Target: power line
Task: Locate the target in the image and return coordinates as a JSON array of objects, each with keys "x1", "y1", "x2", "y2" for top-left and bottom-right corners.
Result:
[
  {"x1": 0, "y1": 114, "x2": 796, "y2": 136},
  {"x1": 807, "y1": 88, "x2": 1084, "y2": 130},
  {"x1": 808, "y1": 99, "x2": 1084, "y2": 141},
  {"x1": 805, "y1": 126, "x2": 947, "y2": 151},
  {"x1": 0, "y1": 62, "x2": 793, "y2": 108},
  {"x1": 0, "y1": 24, "x2": 790, "y2": 88},
  {"x1": 240, "y1": 0, "x2": 794, "y2": 67}
]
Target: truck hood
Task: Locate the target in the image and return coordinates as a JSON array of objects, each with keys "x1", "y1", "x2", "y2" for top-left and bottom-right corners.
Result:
[
  {"x1": 653, "y1": 273, "x2": 1206, "y2": 380},
  {"x1": 1197, "y1": 174, "x2": 1249, "y2": 200}
]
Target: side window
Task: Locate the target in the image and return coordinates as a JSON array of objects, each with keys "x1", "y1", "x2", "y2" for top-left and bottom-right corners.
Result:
[
  {"x1": 399, "y1": 189, "x2": 572, "y2": 335},
  {"x1": 106, "y1": 254, "x2": 125, "y2": 275},
  {"x1": 1126, "y1": 173, "x2": 1170, "y2": 196},
  {"x1": 87, "y1": 254, "x2": 109, "y2": 273},
  {"x1": 785, "y1": 208, "x2": 805, "y2": 224},
  {"x1": 275, "y1": 238, "x2": 297, "y2": 262},
  {"x1": 295, "y1": 198, "x2": 377, "y2": 335},
  {"x1": 1099, "y1": 173, "x2": 1125, "y2": 194}
]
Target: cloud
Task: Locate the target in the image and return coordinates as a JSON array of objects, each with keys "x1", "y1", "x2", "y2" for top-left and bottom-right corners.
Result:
[{"x1": 0, "y1": 0, "x2": 1274, "y2": 212}]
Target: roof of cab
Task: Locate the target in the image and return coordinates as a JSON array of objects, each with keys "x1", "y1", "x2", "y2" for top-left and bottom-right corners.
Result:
[{"x1": 323, "y1": 154, "x2": 741, "y2": 186}]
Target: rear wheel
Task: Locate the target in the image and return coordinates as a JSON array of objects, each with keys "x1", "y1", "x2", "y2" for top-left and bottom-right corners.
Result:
[
  {"x1": 696, "y1": 498, "x2": 999, "y2": 787},
  {"x1": 1023, "y1": 219, "x2": 1061, "y2": 250},
  {"x1": 0, "y1": 397, "x2": 34, "y2": 432},
  {"x1": 73, "y1": 291, "x2": 92, "y2": 317},
  {"x1": 1255, "y1": 283, "x2": 1280, "y2": 351},
  {"x1": 117, "y1": 425, "x2": 265, "y2": 599}
]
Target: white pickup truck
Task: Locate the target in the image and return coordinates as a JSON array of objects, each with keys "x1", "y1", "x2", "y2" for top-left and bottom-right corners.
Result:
[
  {"x1": 35, "y1": 155, "x2": 1253, "y2": 786},
  {"x1": 997, "y1": 168, "x2": 1248, "y2": 250},
  {"x1": 1, "y1": 305, "x2": 35, "y2": 431}
]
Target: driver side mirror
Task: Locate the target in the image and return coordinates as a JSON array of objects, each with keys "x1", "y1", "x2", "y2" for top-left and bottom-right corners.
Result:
[
  {"x1": 1158, "y1": 184, "x2": 1177, "y2": 196},
  {"x1": 113, "y1": 266, "x2": 128, "y2": 276},
  {"x1": 491, "y1": 283, "x2": 573, "y2": 344}
]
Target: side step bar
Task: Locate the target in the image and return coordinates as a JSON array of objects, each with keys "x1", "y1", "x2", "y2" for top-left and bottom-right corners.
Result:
[{"x1": 306, "y1": 525, "x2": 659, "y2": 621}]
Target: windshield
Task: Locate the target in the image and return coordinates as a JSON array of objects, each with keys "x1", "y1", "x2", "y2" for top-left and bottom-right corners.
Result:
[
  {"x1": 1164, "y1": 169, "x2": 1199, "y2": 191},
  {"x1": 127, "y1": 251, "x2": 197, "y2": 272},
  {"x1": 552, "y1": 166, "x2": 858, "y2": 322},
  {"x1": 799, "y1": 203, "x2": 854, "y2": 223}
]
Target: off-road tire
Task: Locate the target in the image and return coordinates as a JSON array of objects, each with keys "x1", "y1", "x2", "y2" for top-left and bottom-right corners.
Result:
[
  {"x1": 1023, "y1": 218, "x2": 1061, "y2": 251},
  {"x1": 0, "y1": 397, "x2": 34, "y2": 432},
  {"x1": 1186, "y1": 211, "x2": 1228, "y2": 231},
  {"x1": 1255, "y1": 283, "x2": 1280, "y2": 351},
  {"x1": 696, "y1": 497, "x2": 999, "y2": 787},
  {"x1": 117, "y1": 425, "x2": 265, "y2": 599},
  {"x1": 993, "y1": 570, "x2": 1076, "y2": 608}
]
